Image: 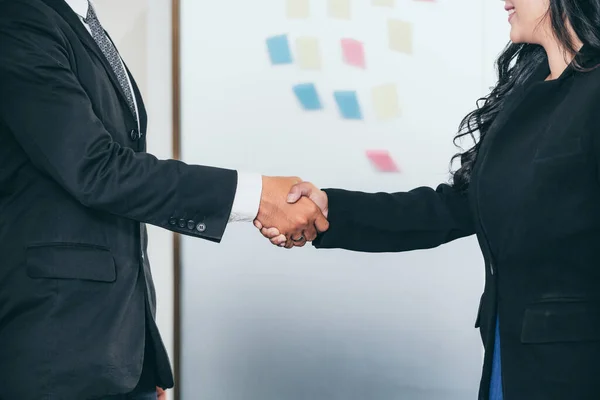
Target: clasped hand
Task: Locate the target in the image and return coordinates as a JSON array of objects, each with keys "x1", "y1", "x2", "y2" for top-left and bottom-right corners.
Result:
[{"x1": 253, "y1": 176, "x2": 328, "y2": 248}]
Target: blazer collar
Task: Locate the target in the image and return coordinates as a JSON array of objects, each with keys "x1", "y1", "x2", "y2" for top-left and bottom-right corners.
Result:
[
  {"x1": 528, "y1": 43, "x2": 600, "y2": 85},
  {"x1": 576, "y1": 43, "x2": 600, "y2": 69}
]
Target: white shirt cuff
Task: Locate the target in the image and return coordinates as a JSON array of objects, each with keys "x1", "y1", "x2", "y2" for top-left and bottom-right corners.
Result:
[{"x1": 228, "y1": 172, "x2": 262, "y2": 222}]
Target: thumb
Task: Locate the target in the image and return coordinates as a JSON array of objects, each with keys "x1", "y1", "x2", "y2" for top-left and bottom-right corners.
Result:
[
  {"x1": 287, "y1": 182, "x2": 313, "y2": 203},
  {"x1": 314, "y1": 213, "x2": 330, "y2": 233}
]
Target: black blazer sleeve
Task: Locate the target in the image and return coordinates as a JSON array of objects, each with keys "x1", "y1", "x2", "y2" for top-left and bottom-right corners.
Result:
[
  {"x1": 312, "y1": 183, "x2": 475, "y2": 252},
  {"x1": 0, "y1": 3, "x2": 237, "y2": 242}
]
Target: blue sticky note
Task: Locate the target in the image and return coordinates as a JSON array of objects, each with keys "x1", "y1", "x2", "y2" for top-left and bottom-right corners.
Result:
[
  {"x1": 334, "y1": 91, "x2": 362, "y2": 119},
  {"x1": 293, "y1": 83, "x2": 322, "y2": 110},
  {"x1": 266, "y1": 34, "x2": 293, "y2": 65}
]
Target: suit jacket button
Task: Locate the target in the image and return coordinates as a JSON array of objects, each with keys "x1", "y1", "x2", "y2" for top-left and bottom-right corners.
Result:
[
  {"x1": 187, "y1": 220, "x2": 195, "y2": 229},
  {"x1": 196, "y1": 222, "x2": 206, "y2": 232},
  {"x1": 169, "y1": 217, "x2": 177, "y2": 225},
  {"x1": 130, "y1": 129, "x2": 139, "y2": 140},
  {"x1": 178, "y1": 219, "x2": 186, "y2": 228}
]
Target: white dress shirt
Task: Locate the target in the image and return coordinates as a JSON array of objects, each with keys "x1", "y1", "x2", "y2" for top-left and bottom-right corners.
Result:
[{"x1": 65, "y1": 0, "x2": 262, "y2": 223}]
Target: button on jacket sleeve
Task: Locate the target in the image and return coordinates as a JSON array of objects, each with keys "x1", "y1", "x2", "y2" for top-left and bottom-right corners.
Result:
[
  {"x1": 312, "y1": 184, "x2": 475, "y2": 252},
  {"x1": 0, "y1": 4, "x2": 236, "y2": 242}
]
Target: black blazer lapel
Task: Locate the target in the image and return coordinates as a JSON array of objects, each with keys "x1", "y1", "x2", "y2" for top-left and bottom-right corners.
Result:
[
  {"x1": 123, "y1": 62, "x2": 148, "y2": 135},
  {"x1": 468, "y1": 59, "x2": 550, "y2": 259},
  {"x1": 41, "y1": 0, "x2": 136, "y2": 123}
]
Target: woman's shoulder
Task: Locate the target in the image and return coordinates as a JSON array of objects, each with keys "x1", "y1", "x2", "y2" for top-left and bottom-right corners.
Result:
[
  {"x1": 574, "y1": 51, "x2": 600, "y2": 82},
  {"x1": 570, "y1": 63, "x2": 600, "y2": 103}
]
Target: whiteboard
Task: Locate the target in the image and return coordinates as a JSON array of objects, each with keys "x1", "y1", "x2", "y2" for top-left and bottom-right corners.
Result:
[{"x1": 179, "y1": 1, "x2": 509, "y2": 399}]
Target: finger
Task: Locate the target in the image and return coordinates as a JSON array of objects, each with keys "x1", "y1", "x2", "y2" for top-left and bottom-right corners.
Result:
[
  {"x1": 261, "y1": 227, "x2": 281, "y2": 238},
  {"x1": 288, "y1": 231, "x2": 307, "y2": 247},
  {"x1": 254, "y1": 219, "x2": 263, "y2": 229},
  {"x1": 303, "y1": 227, "x2": 317, "y2": 242},
  {"x1": 284, "y1": 233, "x2": 298, "y2": 248},
  {"x1": 294, "y1": 238, "x2": 307, "y2": 247},
  {"x1": 156, "y1": 387, "x2": 167, "y2": 400},
  {"x1": 269, "y1": 234, "x2": 286, "y2": 246},
  {"x1": 303, "y1": 224, "x2": 317, "y2": 242},
  {"x1": 287, "y1": 182, "x2": 313, "y2": 204},
  {"x1": 314, "y1": 213, "x2": 330, "y2": 233}
]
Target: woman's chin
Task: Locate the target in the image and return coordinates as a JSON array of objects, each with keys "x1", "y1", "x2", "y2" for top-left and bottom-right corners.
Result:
[{"x1": 509, "y1": 30, "x2": 524, "y2": 44}]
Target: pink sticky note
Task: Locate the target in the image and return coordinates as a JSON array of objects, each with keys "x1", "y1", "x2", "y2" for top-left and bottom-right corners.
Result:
[
  {"x1": 341, "y1": 38, "x2": 365, "y2": 69},
  {"x1": 366, "y1": 150, "x2": 400, "y2": 172}
]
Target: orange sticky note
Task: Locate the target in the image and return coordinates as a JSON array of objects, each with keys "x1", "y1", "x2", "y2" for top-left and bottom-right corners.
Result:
[
  {"x1": 366, "y1": 150, "x2": 400, "y2": 172},
  {"x1": 341, "y1": 38, "x2": 365, "y2": 68}
]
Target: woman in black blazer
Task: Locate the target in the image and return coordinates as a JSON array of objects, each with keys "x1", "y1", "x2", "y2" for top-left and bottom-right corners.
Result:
[{"x1": 256, "y1": 0, "x2": 600, "y2": 399}]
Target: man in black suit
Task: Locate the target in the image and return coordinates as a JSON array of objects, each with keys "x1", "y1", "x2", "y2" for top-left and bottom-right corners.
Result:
[{"x1": 0, "y1": 0, "x2": 328, "y2": 399}]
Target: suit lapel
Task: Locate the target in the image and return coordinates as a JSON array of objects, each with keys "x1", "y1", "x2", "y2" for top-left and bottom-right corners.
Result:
[
  {"x1": 468, "y1": 59, "x2": 550, "y2": 258},
  {"x1": 42, "y1": 0, "x2": 135, "y2": 123},
  {"x1": 123, "y1": 61, "x2": 148, "y2": 136},
  {"x1": 472, "y1": 58, "x2": 550, "y2": 176}
]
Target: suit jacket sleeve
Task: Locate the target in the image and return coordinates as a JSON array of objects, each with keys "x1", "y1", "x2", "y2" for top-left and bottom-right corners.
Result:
[
  {"x1": 0, "y1": 3, "x2": 236, "y2": 242},
  {"x1": 312, "y1": 183, "x2": 475, "y2": 252}
]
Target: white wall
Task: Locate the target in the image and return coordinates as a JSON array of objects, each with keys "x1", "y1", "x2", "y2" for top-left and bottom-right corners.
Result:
[
  {"x1": 96, "y1": 0, "x2": 175, "y2": 382},
  {"x1": 177, "y1": 1, "x2": 512, "y2": 399},
  {"x1": 94, "y1": 1, "x2": 512, "y2": 398}
]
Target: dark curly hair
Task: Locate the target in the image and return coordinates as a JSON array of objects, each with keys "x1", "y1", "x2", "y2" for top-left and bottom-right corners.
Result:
[{"x1": 450, "y1": 0, "x2": 600, "y2": 191}]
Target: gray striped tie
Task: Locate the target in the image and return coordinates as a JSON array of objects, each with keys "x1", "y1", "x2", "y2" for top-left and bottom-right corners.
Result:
[{"x1": 84, "y1": 1, "x2": 137, "y2": 122}]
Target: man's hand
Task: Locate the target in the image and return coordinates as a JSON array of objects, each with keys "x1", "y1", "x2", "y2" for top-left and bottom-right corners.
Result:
[
  {"x1": 254, "y1": 177, "x2": 329, "y2": 248},
  {"x1": 157, "y1": 387, "x2": 167, "y2": 400},
  {"x1": 254, "y1": 181, "x2": 328, "y2": 247}
]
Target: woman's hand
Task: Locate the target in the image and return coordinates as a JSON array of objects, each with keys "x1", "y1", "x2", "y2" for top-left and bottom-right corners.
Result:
[{"x1": 254, "y1": 182, "x2": 328, "y2": 247}]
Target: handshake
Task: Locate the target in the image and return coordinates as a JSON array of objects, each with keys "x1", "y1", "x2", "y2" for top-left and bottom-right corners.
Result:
[{"x1": 253, "y1": 176, "x2": 329, "y2": 248}]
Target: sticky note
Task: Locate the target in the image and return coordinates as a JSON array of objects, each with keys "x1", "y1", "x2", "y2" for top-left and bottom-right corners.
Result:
[
  {"x1": 372, "y1": 0, "x2": 395, "y2": 6},
  {"x1": 328, "y1": 0, "x2": 351, "y2": 19},
  {"x1": 296, "y1": 37, "x2": 322, "y2": 70},
  {"x1": 334, "y1": 91, "x2": 362, "y2": 120},
  {"x1": 266, "y1": 34, "x2": 293, "y2": 65},
  {"x1": 287, "y1": 0, "x2": 310, "y2": 19},
  {"x1": 341, "y1": 39, "x2": 365, "y2": 69},
  {"x1": 366, "y1": 150, "x2": 400, "y2": 172},
  {"x1": 372, "y1": 84, "x2": 400, "y2": 119},
  {"x1": 293, "y1": 83, "x2": 322, "y2": 110},
  {"x1": 388, "y1": 19, "x2": 413, "y2": 54}
]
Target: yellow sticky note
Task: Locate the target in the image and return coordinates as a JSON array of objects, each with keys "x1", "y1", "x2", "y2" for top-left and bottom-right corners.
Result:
[
  {"x1": 372, "y1": 0, "x2": 395, "y2": 6},
  {"x1": 372, "y1": 84, "x2": 400, "y2": 119},
  {"x1": 388, "y1": 19, "x2": 413, "y2": 54},
  {"x1": 328, "y1": 0, "x2": 351, "y2": 20},
  {"x1": 287, "y1": 0, "x2": 310, "y2": 19},
  {"x1": 296, "y1": 37, "x2": 321, "y2": 70}
]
